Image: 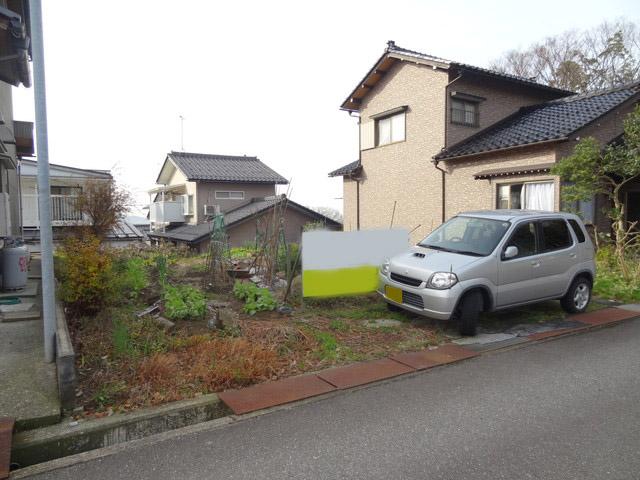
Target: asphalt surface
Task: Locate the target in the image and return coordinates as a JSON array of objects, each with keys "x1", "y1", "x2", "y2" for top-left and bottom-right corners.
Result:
[{"x1": 25, "y1": 320, "x2": 640, "y2": 480}]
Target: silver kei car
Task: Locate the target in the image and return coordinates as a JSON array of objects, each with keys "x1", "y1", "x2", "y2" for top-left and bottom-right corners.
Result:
[{"x1": 379, "y1": 210, "x2": 596, "y2": 336}]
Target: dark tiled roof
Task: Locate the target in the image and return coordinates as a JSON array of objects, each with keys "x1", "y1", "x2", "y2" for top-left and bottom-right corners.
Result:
[
  {"x1": 473, "y1": 163, "x2": 555, "y2": 179},
  {"x1": 149, "y1": 196, "x2": 341, "y2": 244},
  {"x1": 328, "y1": 160, "x2": 361, "y2": 177},
  {"x1": 167, "y1": 151, "x2": 288, "y2": 184},
  {"x1": 435, "y1": 81, "x2": 640, "y2": 161},
  {"x1": 387, "y1": 43, "x2": 572, "y2": 95}
]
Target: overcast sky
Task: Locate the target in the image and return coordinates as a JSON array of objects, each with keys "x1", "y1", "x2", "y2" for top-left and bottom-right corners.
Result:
[{"x1": 12, "y1": 0, "x2": 640, "y2": 215}]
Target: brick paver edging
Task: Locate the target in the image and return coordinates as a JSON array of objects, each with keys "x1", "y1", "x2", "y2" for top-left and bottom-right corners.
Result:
[{"x1": 218, "y1": 307, "x2": 639, "y2": 415}]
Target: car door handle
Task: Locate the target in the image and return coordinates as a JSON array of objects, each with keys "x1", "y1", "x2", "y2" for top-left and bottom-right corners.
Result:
[
  {"x1": 569, "y1": 253, "x2": 577, "y2": 258},
  {"x1": 530, "y1": 261, "x2": 540, "y2": 267}
]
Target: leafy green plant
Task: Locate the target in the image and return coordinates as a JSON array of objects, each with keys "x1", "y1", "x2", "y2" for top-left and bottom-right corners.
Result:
[
  {"x1": 230, "y1": 246, "x2": 258, "y2": 260},
  {"x1": 233, "y1": 281, "x2": 277, "y2": 315},
  {"x1": 163, "y1": 284, "x2": 207, "y2": 320},
  {"x1": 114, "y1": 257, "x2": 149, "y2": 299}
]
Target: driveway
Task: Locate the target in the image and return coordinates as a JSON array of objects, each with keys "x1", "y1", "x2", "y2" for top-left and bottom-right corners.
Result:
[{"x1": 22, "y1": 319, "x2": 640, "y2": 480}]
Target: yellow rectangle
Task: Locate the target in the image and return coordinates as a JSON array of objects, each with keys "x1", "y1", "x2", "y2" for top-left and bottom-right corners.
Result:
[
  {"x1": 302, "y1": 266, "x2": 379, "y2": 297},
  {"x1": 385, "y1": 285, "x2": 403, "y2": 304}
]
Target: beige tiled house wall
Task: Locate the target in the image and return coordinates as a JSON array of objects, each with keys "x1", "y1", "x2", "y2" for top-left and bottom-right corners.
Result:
[
  {"x1": 196, "y1": 182, "x2": 276, "y2": 223},
  {"x1": 446, "y1": 78, "x2": 562, "y2": 147},
  {"x1": 443, "y1": 145, "x2": 558, "y2": 218},
  {"x1": 342, "y1": 177, "x2": 358, "y2": 232},
  {"x1": 358, "y1": 61, "x2": 449, "y2": 242}
]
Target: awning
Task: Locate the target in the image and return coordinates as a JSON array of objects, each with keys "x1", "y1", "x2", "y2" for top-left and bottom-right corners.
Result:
[{"x1": 473, "y1": 162, "x2": 555, "y2": 180}]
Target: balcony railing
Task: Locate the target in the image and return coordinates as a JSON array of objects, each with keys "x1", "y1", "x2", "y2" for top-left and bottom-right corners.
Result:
[
  {"x1": 22, "y1": 194, "x2": 84, "y2": 227},
  {"x1": 149, "y1": 200, "x2": 185, "y2": 224}
]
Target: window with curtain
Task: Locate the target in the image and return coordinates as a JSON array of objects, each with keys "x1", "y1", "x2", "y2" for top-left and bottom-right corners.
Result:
[
  {"x1": 375, "y1": 111, "x2": 405, "y2": 146},
  {"x1": 521, "y1": 182, "x2": 554, "y2": 211},
  {"x1": 451, "y1": 99, "x2": 479, "y2": 127}
]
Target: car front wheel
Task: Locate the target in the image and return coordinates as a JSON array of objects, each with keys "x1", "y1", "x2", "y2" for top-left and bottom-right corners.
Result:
[
  {"x1": 560, "y1": 277, "x2": 592, "y2": 314},
  {"x1": 455, "y1": 291, "x2": 483, "y2": 336}
]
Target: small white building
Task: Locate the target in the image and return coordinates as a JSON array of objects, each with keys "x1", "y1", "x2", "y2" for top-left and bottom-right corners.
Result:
[{"x1": 20, "y1": 160, "x2": 144, "y2": 247}]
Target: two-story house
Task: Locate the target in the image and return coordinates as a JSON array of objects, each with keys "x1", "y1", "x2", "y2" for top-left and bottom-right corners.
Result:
[
  {"x1": 19, "y1": 159, "x2": 144, "y2": 248},
  {"x1": 0, "y1": 1, "x2": 32, "y2": 239},
  {"x1": 148, "y1": 151, "x2": 341, "y2": 249},
  {"x1": 330, "y1": 41, "x2": 640, "y2": 240}
]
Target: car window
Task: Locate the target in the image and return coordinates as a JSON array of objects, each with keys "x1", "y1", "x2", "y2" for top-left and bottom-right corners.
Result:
[
  {"x1": 567, "y1": 219, "x2": 586, "y2": 243},
  {"x1": 504, "y1": 222, "x2": 536, "y2": 259},
  {"x1": 418, "y1": 216, "x2": 511, "y2": 256},
  {"x1": 539, "y1": 219, "x2": 572, "y2": 252}
]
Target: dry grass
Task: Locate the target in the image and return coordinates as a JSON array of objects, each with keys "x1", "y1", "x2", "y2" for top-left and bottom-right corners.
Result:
[{"x1": 134, "y1": 337, "x2": 281, "y2": 406}]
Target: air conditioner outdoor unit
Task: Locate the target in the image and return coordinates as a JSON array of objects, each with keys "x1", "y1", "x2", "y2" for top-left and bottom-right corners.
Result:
[
  {"x1": 0, "y1": 192, "x2": 11, "y2": 237},
  {"x1": 203, "y1": 204, "x2": 220, "y2": 216}
]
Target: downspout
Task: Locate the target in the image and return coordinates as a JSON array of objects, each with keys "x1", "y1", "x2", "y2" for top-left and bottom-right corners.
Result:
[
  {"x1": 434, "y1": 71, "x2": 464, "y2": 224},
  {"x1": 349, "y1": 111, "x2": 362, "y2": 230}
]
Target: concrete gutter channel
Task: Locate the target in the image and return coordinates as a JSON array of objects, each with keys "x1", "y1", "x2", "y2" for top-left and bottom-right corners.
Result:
[{"x1": 8, "y1": 305, "x2": 640, "y2": 475}]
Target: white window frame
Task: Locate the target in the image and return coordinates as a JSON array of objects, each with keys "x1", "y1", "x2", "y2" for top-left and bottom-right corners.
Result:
[
  {"x1": 375, "y1": 111, "x2": 405, "y2": 147},
  {"x1": 215, "y1": 191, "x2": 245, "y2": 200}
]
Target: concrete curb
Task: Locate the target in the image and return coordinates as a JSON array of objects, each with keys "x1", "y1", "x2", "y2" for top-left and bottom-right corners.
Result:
[{"x1": 11, "y1": 394, "x2": 229, "y2": 469}]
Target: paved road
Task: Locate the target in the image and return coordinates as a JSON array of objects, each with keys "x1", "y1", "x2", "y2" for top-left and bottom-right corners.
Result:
[{"x1": 25, "y1": 320, "x2": 640, "y2": 480}]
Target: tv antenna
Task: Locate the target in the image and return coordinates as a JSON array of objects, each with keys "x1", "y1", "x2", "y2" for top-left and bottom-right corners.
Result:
[{"x1": 179, "y1": 114, "x2": 185, "y2": 151}]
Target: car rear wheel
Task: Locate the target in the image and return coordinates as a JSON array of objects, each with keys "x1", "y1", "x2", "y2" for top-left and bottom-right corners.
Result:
[
  {"x1": 561, "y1": 277, "x2": 592, "y2": 314},
  {"x1": 455, "y1": 291, "x2": 483, "y2": 336}
]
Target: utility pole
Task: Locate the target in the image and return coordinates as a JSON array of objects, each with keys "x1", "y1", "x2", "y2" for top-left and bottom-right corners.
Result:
[
  {"x1": 29, "y1": 0, "x2": 56, "y2": 362},
  {"x1": 179, "y1": 114, "x2": 185, "y2": 151}
]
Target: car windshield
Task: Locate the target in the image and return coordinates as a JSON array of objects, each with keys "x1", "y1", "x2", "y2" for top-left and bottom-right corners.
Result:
[{"x1": 418, "y1": 216, "x2": 511, "y2": 256}]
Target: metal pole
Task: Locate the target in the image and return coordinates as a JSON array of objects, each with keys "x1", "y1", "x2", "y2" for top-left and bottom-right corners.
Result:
[{"x1": 30, "y1": 0, "x2": 56, "y2": 362}]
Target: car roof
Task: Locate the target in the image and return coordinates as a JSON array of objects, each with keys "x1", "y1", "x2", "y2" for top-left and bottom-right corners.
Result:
[{"x1": 457, "y1": 210, "x2": 577, "y2": 222}]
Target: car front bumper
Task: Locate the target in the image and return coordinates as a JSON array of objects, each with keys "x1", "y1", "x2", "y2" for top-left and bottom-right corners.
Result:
[{"x1": 377, "y1": 272, "x2": 461, "y2": 321}]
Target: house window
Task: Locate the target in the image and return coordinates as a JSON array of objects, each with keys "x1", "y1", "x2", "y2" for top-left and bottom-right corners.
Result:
[
  {"x1": 375, "y1": 111, "x2": 405, "y2": 146},
  {"x1": 50, "y1": 186, "x2": 81, "y2": 196},
  {"x1": 451, "y1": 99, "x2": 479, "y2": 127},
  {"x1": 183, "y1": 194, "x2": 194, "y2": 215},
  {"x1": 215, "y1": 191, "x2": 244, "y2": 200},
  {"x1": 497, "y1": 181, "x2": 554, "y2": 211}
]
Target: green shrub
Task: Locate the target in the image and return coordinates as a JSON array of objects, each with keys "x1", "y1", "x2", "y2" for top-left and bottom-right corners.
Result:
[
  {"x1": 57, "y1": 235, "x2": 116, "y2": 315},
  {"x1": 230, "y1": 246, "x2": 258, "y2": 260},
  {"x1": 114, "y1": 257, "x2": 149, "y2": 299},
  {"x1": 233, "y1": 281, "x2": 277, "y2": 315},
  {"x1": 163, "y1": 284, "x2": 207, "y2": 320}
]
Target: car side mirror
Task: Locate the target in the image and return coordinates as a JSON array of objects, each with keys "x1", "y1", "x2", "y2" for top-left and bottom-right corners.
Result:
[{"x1": 503, "y1": 246, "x2": 519, "y2": 259}]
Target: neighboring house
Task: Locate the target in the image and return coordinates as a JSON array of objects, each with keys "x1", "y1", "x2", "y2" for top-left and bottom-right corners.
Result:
[
  {"x1": 126, "y1": 215, "x2": 151, "y2": 238},
  {"x1": 20, "y1": 160, "x2": 144, "y2": 247},
  {"x1": 148, "y1": 151, "x2": 341, "y2": 248},
  {"x1": 330, "y1": 41, "x2": 640, "y2": 240},
  {"x1": 0, "y1": 1, "x2": 32, "y2": 239}
]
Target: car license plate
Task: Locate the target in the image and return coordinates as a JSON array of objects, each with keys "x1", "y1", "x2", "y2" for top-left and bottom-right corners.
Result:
[{"x1": 385, "y1": 285, "x2": 403, "y2": 304}]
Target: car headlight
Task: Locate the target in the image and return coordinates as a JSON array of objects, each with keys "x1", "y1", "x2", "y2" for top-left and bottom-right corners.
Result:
[
  {"x1": 427, "y1": 272, "x2": 458, "y2": 289},
  {"x1": 381, "y1": 259, "x2": 390, "y2": 275}
]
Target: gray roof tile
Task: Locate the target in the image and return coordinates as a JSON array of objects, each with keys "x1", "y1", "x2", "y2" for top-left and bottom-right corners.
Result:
[
  {"x1": 148, "y1": 196, "x2": 341, "y2": 244},
  {"x1": 168, "y1": 151, "x2": 288, "y2": 184},
  {"x1": 328, "y1": 160, "x2": 361, "y2": 177},
  {"x1": 435, "y1": 81, "x2": 640, "y2": 161}
]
